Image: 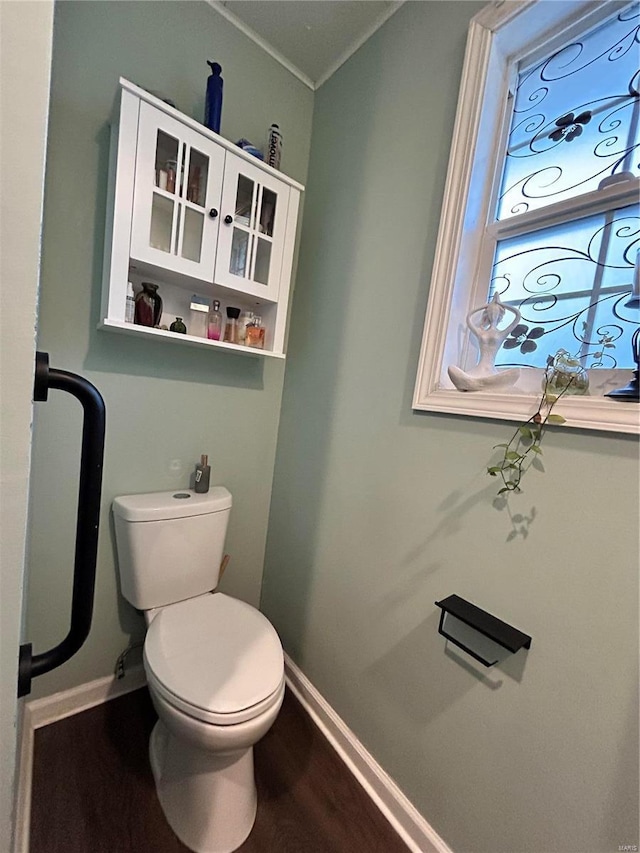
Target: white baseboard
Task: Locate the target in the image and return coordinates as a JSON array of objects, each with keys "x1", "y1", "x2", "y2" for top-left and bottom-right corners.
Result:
[
  {"x1": 14, "y1": 659, "x2": 453, "y2": 853},
  {"x1": 284, "y1": 654, "x2": 453, "y2": 853},
  {"x1": 13, "y1": 666, "x2": 147, "y2": 853}
]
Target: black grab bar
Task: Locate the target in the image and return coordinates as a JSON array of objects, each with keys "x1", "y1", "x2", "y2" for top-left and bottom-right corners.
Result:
[{"x1": 18, "y1": 352, "x2": 106, "y2": 697}]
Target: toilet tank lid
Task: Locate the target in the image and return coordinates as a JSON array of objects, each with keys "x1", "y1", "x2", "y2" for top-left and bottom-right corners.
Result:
[{"x1": 113, "y1": 487, "x2": 231, "y2": 522}]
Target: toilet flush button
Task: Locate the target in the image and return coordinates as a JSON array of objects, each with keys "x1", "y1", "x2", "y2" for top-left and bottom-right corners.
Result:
[{"x1": 173, "y1": 492, "x2": 191, "y2": 499}]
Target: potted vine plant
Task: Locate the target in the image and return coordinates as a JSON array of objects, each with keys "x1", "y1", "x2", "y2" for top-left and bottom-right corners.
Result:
[{"x1": 487, "y1": 331, "x2": 616, "y2": 495}]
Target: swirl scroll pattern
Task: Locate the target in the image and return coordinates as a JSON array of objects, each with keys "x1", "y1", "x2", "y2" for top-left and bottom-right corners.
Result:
[
  {"x1": 498, "y1": 6, "x2": 640, "y2": 220},
  {"x1": 491, "y1": 205, "x2": 640, "y2": 370}
]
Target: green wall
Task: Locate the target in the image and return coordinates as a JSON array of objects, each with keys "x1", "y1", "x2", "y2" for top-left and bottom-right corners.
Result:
[
  {"x1": 26, "y1": 0, "x2": 313, "y2": 698},
  {"x1": 26, "y1": 2, "x2": 639, "y2": 850},
  {"x1": 262, "y1": 3, "x2": 639, "y2": 853}
]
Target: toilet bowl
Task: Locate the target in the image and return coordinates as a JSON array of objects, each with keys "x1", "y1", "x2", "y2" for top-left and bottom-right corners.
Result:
[
  {"x1": 112, "y1": 488, "x2": 285, "y2": 853},
  {"x1": 144, "y1": 592, "x2": 284, "y2": 853}
]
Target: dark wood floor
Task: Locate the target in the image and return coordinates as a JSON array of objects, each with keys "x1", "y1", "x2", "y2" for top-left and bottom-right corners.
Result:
[{"x1": 30, "y1": 686, "x2": 409, "y2": 853}]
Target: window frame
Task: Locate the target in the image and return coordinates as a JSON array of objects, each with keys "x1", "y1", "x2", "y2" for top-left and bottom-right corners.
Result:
[{"x1": 412, "y1": 0, "x2": 639, "y2": 435}]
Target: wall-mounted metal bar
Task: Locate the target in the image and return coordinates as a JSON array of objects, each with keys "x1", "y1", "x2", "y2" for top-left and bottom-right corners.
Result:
[
  {"x1": 18, "y1": 352, "x2": 106, "y2": 697},
  {"x1": 435, "y1": 595, "x2": 531, "y2": 668}
]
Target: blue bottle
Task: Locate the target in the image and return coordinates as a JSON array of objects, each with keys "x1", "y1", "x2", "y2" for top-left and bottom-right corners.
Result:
[{"x1": 204, "y1": 61, "x2": 223, "y2": 133}]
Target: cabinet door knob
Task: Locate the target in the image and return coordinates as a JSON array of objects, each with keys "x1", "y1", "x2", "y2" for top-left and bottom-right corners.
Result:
[
  {"x1": 224, "y1": 214, "x2": 233, "y2": 225},
  {"x1": 209, "y1": 208, "x2": 218, "y2": 218}
]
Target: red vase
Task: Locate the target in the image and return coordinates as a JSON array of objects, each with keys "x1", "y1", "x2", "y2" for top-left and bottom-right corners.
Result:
[{"x1": 134, "y1": 283, "x2": 163, "y2": 327}]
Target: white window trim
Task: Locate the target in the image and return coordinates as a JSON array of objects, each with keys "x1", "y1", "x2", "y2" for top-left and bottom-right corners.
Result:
[{"x1": 412, "y1": 0, "x2": 639, "y2": 435}]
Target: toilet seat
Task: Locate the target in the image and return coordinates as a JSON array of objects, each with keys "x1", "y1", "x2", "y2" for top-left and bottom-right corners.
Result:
[
  {"x1": 146, "y1": 669, "x2": 285, "y2": 726},
  {"x1": 144, "y1": 592, "x2": 284, "y2": 726}
]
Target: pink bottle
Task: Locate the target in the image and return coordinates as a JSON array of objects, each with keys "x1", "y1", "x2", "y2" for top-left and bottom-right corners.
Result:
[{"x1": 207, "y1": 300, "x2": 223, "y2": 340}]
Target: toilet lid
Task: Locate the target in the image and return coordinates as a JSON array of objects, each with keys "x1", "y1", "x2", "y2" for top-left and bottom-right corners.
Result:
[{"x1": 144, "y1": 593, "x2": 284, "y2": 717}]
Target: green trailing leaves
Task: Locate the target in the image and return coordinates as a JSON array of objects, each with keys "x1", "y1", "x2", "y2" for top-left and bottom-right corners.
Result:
[
  {"x1": 487, "y1": 369, "x2": 571, "y2": 497},
  {"x1": 519, "y1": 425, "x2": 533, "y2": 439}
]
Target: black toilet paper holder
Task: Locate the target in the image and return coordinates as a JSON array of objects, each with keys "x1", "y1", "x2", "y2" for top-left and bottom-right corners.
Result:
[{"x1": 435, "y1": 595, "x2": 532, "y2": 667}]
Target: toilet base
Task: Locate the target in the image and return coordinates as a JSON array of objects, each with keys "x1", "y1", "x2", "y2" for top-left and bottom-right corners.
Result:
[{"x1": 149, "y1": 720, "x2": 257, "y2": 853}]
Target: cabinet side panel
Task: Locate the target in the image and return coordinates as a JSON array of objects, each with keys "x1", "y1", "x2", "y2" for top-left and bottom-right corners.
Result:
[
  {"x1": 272, "y1": 188, "x2": 300, "y2": 354},
  {"x1": 100, "y1": 121, "x2": 120, "y2": 322},
  {"x1": 103, "y1": 89, "x2": 140, "y2": 323}
]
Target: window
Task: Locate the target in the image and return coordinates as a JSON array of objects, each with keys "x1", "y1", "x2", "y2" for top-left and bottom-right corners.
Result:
[{"x1": 413, "y1": 0, "x2": 639, "y2": 434}]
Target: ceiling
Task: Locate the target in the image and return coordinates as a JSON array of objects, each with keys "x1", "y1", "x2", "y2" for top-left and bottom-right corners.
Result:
[{"x1": 208, "y1": 1, "x2": 404, "y2": 89}]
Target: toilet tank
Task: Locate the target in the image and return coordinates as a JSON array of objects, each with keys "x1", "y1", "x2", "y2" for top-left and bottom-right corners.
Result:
[{"x1": 112, "y1": 487, "x2": 232, "y2": 610}]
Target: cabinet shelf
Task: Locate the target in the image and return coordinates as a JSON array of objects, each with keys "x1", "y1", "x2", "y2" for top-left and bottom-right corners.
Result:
[
  {"x1": 128, "y1": 256, "x2": 280, "y2": 305},
  {"x1": 99, "y1": 319, "x2": 285, "y2": 358}
]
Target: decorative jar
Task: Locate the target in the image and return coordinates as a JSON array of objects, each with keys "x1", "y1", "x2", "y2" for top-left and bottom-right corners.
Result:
[
  {"x1": 134, "y1": 282, "x2": 163, "y2": 328},
  {"x1": 544, "y1": 349, "x2": 589, "y2": 395}
]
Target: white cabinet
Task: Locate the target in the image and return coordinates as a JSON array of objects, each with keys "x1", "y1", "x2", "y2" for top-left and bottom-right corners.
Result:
[{"x1": 101, "y1": 78, "x2": 303, "y2": 358}]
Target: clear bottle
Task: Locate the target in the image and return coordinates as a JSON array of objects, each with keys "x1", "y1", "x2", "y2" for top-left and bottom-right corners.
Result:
[
  {"x1": 223, "y1": 306, "x2": 241, "y2": 344},
  {"x1": 238, "y1": 310, "x2": 254, "y2": 345},
  {"x1": 207, "y1": 299, "x2": 223, "y2": 341},
  {"x1": 246, "y1": 315, "x2": 265, "y2": 349},
  {"x1": 165, "y1": 159, "x2": 177, "y2": 193},
  {"x1": 190, "y1": 294, "x2": 209, "y2": 338}
]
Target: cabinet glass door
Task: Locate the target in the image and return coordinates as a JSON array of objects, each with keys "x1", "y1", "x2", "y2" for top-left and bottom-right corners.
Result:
[
  {"x1": 215, "y1": 155, "x2": 290, "y2": 300},
  {"x1": 131, "y1": 102, "x2": 225, "y2": 279}
]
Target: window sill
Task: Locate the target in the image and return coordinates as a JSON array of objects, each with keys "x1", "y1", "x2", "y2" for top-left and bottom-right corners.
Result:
[{"x1": 413, "y1": 387, "x2": 639, "y2": 435}]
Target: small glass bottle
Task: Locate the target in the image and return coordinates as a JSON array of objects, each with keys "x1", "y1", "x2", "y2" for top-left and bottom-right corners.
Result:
[
  {"x1": 238, "y1": 310, "x2": 254, "y2": 346},
  {"x1": 246, "y1": 315, "x2": 265, "y2": 349},
  {"x1": 170, "y1": 317, "x2": 187, "y2": 334},
  {"x1": 165, "y1": 159, "x2": 177, "y2": 193},
  {"x1": 207, "y1": 299, "x2": 223, "y2": 341},
  {"x1": 189, "y1": 294, "x2": 209, "y2": 338},
  {"x1": 194, "y1": 454, "x2": 211, "y2": 494},
  {"x1": 223, "y1": 306, "x2": 241, "y2": 344}
]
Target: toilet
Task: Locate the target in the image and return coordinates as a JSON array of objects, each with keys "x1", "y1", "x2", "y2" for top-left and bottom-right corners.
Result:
[{"x1": 112, "y1": 487, "x2": 284, "y2": 853}]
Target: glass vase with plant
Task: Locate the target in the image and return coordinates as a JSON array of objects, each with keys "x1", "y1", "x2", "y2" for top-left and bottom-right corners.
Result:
[{"x1": 487, "y1": 331, "x2": 616, "y2": 495}]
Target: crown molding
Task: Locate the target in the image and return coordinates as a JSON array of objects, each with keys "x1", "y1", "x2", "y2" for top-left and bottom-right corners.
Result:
[
  {"x1": 205, "y1": 0, "x2": 315, "y2": 90},
  {"x1": 314, "y1": 1, "x2": 404, "y2": 89},
  {"x1": 205, "y1": 0, "x2": 405, "y2": 91}
]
